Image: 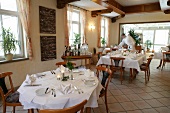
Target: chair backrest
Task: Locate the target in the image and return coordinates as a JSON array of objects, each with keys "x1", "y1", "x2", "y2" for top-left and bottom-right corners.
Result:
[
  {"x1": 105, "y1": 50, "x2": 111, "y2": 54},
  {"x1": 39, "y1": 100, "x2": 87, "y2": 113},
  {"x1": 97, "y1": 52, "x2": 103, "y2": 60},
  {"x1": 135, "y1": 45, "x2": 142, "y2": 53},
  {"x1": 110, "y1": 57, "x2": 125, "y2": 67},
  {"x1": 55, "y1": 62, "x2": 76, "y2": 67},
  {"x1": 146, "y1": 57, "x2": 152, "y2": 67},
  {"x1": 96, "y1": 66, "x2": 112, "y2": 90},
  {"x1": 163, "y1": 52, "x2": 170, "y2": 62},
  {"x1": 0, "y1": 72, "x2": 14, "y2": 102}
]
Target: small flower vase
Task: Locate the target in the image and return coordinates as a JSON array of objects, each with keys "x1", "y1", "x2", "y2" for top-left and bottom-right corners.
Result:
[{"x1": 70, "y1": 70, "x2": 73, "y2": 80}]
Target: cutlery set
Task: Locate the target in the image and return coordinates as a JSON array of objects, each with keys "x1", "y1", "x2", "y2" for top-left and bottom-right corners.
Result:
[
  {"x1": 45, "y1": 87, "x2": 56, "y2": 97},
  {"x1": 74, "y1": 86, "x2": 84, "y2": 94},
  {"x1": 51, "y1": 70, "x2": 56, "y2": 74}
]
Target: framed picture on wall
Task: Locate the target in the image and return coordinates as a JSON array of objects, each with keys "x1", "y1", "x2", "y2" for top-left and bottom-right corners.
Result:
[
  {"x1": 40, "y1": 36, "x2": 56, "y2": 61},
  {"x1": 39, "y1": 6, "x2": 56, "y2": 34}
]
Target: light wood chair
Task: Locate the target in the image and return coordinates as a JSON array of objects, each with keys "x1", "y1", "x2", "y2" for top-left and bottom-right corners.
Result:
[
  {"x1": 55, "y1": 61, "x2": 76, "y2": 67},
  {"x1": 0, "y1": 72, "x2": 22, "y2": 113},
  {"x1": 39, "y1": 100, "x2": 87, "y2": 113},
  {"x1": 161, "y1": 51, "x2": 170, "y2": 70},
  {"x1": 110, "y1": 57, "x2": 125, "y2": 84},
  {"x1": 96, "y1": 66, "x2": 112, "y2": 113},
  {"x1": 105, "y1": 50, "x2": 111, "y2": 54},
  {"x1": 140, "y1": 57, "x2": 152, "y2": 83}
]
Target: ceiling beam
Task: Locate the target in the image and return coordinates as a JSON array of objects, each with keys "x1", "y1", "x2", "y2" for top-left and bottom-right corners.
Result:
[
  {"x1": 91, "y1": 8, "x2": 113, "y2": 17},
  {"x1": 122, "y1": 2, "x2": 161, "y2": 14},
  {"x1": 111, "y1": 14, "x2": 125, "y2": 23},
  {"x1": 56, "y1": 0, "x2": 80, "y2": 9}
]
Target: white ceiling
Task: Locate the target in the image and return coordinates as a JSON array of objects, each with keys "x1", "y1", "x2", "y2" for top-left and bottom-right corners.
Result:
[
  {"x1": 115, "y1": 0, "x2": 159, "y2": 6},
  {"x1": 69, "y1": 0, "x2": 106, "y2": 11},
  {"x1": 69, "y1": 0, "x2": 170, "y2": 18}
]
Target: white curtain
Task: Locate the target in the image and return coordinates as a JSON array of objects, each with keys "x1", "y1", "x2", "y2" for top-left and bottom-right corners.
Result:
[{"x1": 80, "y1": 9, "x2": 87, "y2": 44}]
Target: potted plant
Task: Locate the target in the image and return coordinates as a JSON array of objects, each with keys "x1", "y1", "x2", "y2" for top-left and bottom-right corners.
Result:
[
  {"x1": 145, "y1": 40, "x2": 152, "y2": 52},
  {"x1": 73, "y1": 33, "x2": 81, "y2": 46},
  {"x1": 128, "y1": 29, "x2": 140, "y2": 45},
  {"x1": 1, "y1": 27, "x2": 20, "y2": 61},
  {"x1": 101, "y1": 37, "x2": 106, "y2": 47}
]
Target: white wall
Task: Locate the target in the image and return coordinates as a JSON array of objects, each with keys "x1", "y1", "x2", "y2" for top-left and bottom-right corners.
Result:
[
  {"x1": 0, "y1": 0, "x2": 65, "y2": 87},
  {"x1": 110, "y1": 12, "x2": 170, "y2": 45}
]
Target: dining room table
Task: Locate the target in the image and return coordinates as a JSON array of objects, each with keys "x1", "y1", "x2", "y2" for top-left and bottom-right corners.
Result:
[
  {"x1": 17, "y1": 68, "x2": 103, "y2": 113},
  {"x1": 96, "y1": 51, "x2": 147, "y2": 82}
]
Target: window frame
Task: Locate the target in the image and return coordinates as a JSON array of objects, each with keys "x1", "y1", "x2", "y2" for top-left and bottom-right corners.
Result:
[
  {"x1": 100, "y1": 17, "x2": 108, "y2": 46},
  {"x1": 0, "y1": 2, "x2": 26, "y2": 61}
]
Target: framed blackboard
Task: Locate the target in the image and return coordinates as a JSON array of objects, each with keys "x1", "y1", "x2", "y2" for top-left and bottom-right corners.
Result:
[
  {"x1": 39, "y1": 6, "x2": 56, "y2": 34},
  {"x1": 40, "y1": 36, "x2": 56, "y2": 61}
]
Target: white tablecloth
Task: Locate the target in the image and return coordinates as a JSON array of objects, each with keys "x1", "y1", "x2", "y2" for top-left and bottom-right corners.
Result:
[
  {"x1": 18, "y1": 69, "x2": 103, "y2": 110},
  {"x1": 96, "y1": 54, "x2": 146, "y2": 72},
  {"x1": 153, "y1": 47, "x2": 169, "y2": 59}
]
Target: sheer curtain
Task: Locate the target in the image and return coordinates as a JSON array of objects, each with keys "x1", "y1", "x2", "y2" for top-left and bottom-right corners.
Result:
[
  {"x1": 64, "y1": 5, "x2": 73, "y2": 46},
  {"x1": 16, "y1": 0, "x2": 33, "y2": 60},
  {"x1": 105, "y1": 16, "x2": 110, "y2": 47},
  {"x1": 97, "y1": 16, "x2": 101, "y2": 47},
  {"x1": 80, "y1": 9, "x2": 87, "y2": 44},
  {"x1": 65, "y1": 5, "x2": 87, "y2": 46}
]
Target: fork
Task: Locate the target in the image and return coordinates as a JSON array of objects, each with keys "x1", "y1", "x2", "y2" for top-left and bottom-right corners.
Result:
[{"x1": 74, "y1": 86, "x2": 81, "y2": 94}]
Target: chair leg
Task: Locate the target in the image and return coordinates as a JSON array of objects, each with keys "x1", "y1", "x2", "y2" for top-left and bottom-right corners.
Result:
[
  {"x1": 104, "y1": 95, "x2": 108, "y2": 113},
  {"x1": 3, "y1": 104, "x2": 6, "y2": 113},
  {"x1": 13, "y1": 106, "x2": 15, "y2": 113},
  {"x1": 145, "y1": 71, "x2": 147, "y2": 84},
  {"x1": 161, "y1": 62, "x2": 165, "y2": 71}
]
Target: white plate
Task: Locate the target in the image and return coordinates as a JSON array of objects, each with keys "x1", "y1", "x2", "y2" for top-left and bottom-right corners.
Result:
[
  {"x1": 72, "y1": 70, "x2": 80, "y2": 73},
  {"x1": 35, "y1": 88, "x2": 50, "y2": 96},
  {"x1": 84, "y1": 81, "x2": 96, "y2": 87}
]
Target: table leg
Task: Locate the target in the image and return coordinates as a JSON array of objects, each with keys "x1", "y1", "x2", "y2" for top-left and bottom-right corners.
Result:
[
  {"x1": 129, "y1": 68, "x2": 133, "y2": 83},
  {"x1": 86, "y1": 107, "x2": 91, "y2": 113},
  {"x1": 157, "y1": 59, "x2": 162, "y2": 69},
  {"x1": 28, "y1": 109, "x2": 34, "y2": 113}
]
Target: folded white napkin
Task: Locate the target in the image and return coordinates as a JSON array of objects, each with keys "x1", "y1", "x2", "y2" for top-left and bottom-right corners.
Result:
[
  {"x1": 58, "y1": 84, "x2": 74, "y2": 94},
  {"x1": 25, "y1": 74, "x2": 36, "y2": 85},
  {"x1": 60, "y1": 65, "x2": 65, "y2": 73}
]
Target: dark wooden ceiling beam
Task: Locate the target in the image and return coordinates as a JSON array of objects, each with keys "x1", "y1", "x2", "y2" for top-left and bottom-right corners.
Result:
[
  {"x1": 122, "y1": 2, "x2": 161, "y2": 14},
  {"x1": 56, "y1": 0, "x2": 80, "y2": 9},
  {"x1": 91, "y1": 8, "x2": 113, "y2": 17}
]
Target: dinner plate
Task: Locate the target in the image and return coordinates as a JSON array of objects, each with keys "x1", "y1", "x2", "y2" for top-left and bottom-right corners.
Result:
[
  {"x1": 84, "y1": 81, "x2": 96, "y2": 87},
  {"x1": 72, "y1": 70, "x2": 80, "y2": 73},
  {"x1": 35, "y1": 88, "x2": 50, "y2": 96}
]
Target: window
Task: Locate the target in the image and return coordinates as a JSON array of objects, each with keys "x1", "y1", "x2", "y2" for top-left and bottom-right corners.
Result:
[
  {"x1": 67, "y1": 9, "x2": 81, "y2": 46},
  {"x1": 0, "y1": 0, "x2": 26, "y2": 60},
  {"x1": 100, "y1": 17, "x2": 109, "y2": 46}
]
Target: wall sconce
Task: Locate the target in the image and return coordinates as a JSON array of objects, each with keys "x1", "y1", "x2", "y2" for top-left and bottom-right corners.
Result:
[{"x1": 90, "y1": 25, "x2": 95, "y2": 31}]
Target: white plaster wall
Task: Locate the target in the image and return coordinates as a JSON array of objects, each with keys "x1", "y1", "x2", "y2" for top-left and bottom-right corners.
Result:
[
  {"x1": 110, "y1": 12, "x2": 170, "y2": 45},
  {"x1": 0, "y1": 0, "x2": 65, "y2": 87}
]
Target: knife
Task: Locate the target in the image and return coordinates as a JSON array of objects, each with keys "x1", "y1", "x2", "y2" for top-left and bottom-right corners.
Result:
[
  {"x1": 24, "y1": 84, "x2": 42, "y2": 87},
  {"x1": 45, "y1": 87, "x2": 49, "y2": 94}
]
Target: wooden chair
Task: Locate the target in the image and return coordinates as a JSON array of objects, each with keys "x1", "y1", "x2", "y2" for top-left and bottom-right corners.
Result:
[
  {"x1": 110, "y1": 57, "x2": 125, "y2": 84},
  {"x1": 105, "y1": 50, "x2": 111, "y2": 54},
  {"x1": 97, "y1": 52, "x2": 103, "y2": 60},
  {"x1": 161, "y1": 52, "x2": 170, "y2": 70},
  {"x1": 0, "y1": 72, "x2": 22, "y2": 113},
  {"x1": 96, "y1": 66, "x2": 112, "y2": 113},
  {"x1": 135, "y1": 45, "x2": 145, "y2": 54},
  {"x1": 39, "y1": 100, "x2": 87, "y2": 113},
  {"x1": 55, "y1": 61, "x2": 76, "y2": 67},
  {"x1": 140, "y1": 57, "x2": 152, "y2": 83}
]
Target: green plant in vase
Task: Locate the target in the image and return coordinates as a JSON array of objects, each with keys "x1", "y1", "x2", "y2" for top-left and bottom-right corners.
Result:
[
  {"x1": 66, "y1": 57, "x2": 74, "y2": 80},
  {"x1": 1, "y1": 27, "x2": 20, "y2": 61},
  {"x1": 128, "y1": 29, "x2": 140, "y2": 45},
  {"x1": 145, "y1": 40, "x2": 152, "y2": 52},
  {"x1": 101, "y1": 37, "x2": 106, "y2": 47}
]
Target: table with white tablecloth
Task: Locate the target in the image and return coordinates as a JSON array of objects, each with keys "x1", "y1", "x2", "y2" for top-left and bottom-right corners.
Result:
[
  {"x1": 17, "y1": 69, "x2": 103, "y2": 112},
  {"x1": 96, "y1": 53, "x2": 146, "y2": 81}
]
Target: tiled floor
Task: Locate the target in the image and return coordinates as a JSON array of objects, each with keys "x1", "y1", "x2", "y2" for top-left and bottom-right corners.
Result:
[{"x1": 0, "y1": 59, "x2": 170, "y2": 113}]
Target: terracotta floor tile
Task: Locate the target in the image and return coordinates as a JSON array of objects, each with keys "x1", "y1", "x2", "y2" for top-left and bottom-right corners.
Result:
[
  {"x1": 110, "y1": 89, "x2": 123, "y2": 96},
  {"x1": 157, "y1": 98, "x2": 170, "y2": 106},
  {"x1": 137, "y1": 93, "x2": 153, "y2": 100},
  {"x1": 108, "y1": 103, "x2": 125, "y2": 112},
  {"x1": 141, "y1": 87, "x2": 154, "y2": 93},
  {"x1": 148, "y1": 92, "x2": 164, "y2": 98},
  {"x1": 126, "y1": 94, "x2": 142, "y2": 101},
  {"x1": 159, "y1": 91, "x2": 170, "y2": 97},
  {"x1": 145, "y1": 99, "x2": 164, "y2": 107},
  {"x1": 107, "y1": 96, "x2": 118, "y2": 104},
  {"x1": 116, "y1": 85, "x2": 129, "y2": 89},
  {"x1": 142, "y1": 108, "x2": 158, "y2": 113},
  {"x1": 133, "y1": 100, "x2": 152, "y2": 109},
  {"x1": 120, "y1": 89, "x2": 135, "y2": 95},
  {"x1": 159, "y1": 86, "x2": 170, "y2": 91},
  {"x1": 120, "y1": 102, "x2": 138, "y2": 111},
  {"x1": 131, "y1": 88, "x2": 145, "y2": 94},
  {"x1": 155, "y1": 107, "x2": 170, "y2": 113},
  {"x1": 150, "y1": 86, "x2": 164, "y2": 91},
  {"x1": 126, "y1": 110, "x2": 142, "y2": 113},
  {"x1": 115, "y1": 95, "x2": 130, "y2": 102}
]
